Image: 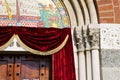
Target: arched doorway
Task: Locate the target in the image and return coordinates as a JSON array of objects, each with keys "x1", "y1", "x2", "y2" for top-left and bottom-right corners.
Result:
[{"x1": 0, "y1": 0, "x2": 76, "y2": 80}]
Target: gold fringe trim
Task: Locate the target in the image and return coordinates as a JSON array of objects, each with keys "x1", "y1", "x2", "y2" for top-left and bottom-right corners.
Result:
[
  {"x1": 16, "y1": 35, "x2": 69, "y2": 55},
  {"x1": 0, "y1": 34, "x2": 16, "y2": 50}
]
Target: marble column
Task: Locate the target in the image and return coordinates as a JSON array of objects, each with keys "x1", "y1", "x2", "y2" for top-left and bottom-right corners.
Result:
[
  {"x1": 92, "y1": 49, "x2": 100, "y2": 80},
  {"x1": 72, "y1": 26, "x2": 79, "y2": 80},
  {"x1": 74, "y1": 26, "x2": 86, "y2": 80},
  {"x1": 78, "y1": 50, "x2": 86, "y2": 80},
  {"x1": 83, "y1": 25, "x2": 92, "y2": 80},
  {"x1": 89, "y1": 26, "x2": 101, "y2": 80},
  {"x1": 86, "y1": 50, "x2": 92, "y2": 80}
]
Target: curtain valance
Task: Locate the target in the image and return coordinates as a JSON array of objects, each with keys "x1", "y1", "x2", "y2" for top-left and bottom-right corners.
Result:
[{"x1": 0, "y1": 27, "x2": 70, "y2": 55}]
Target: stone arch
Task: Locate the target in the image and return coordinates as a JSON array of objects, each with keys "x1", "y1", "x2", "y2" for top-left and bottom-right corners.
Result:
[
  {"x1": 1, "y1": 0, "x2": 100, "y2": 80},
  {"x1": 62, "y1": 0, "x2": 98, "y2": 27},
  {"x1": 61, "y1": 1, "x2": 99, "y2": 80}
]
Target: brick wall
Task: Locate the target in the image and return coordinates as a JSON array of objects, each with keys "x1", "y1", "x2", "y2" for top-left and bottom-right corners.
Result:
[{"x1": 95, "y1": 0, "x2": 120, "y2": 23}]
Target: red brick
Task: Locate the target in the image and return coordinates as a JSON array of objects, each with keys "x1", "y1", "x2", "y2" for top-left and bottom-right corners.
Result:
[
  {"x1": 99, "y1": 12, "x2": 114, "y2": 17},
  {"x1": 114, "y1": 7, "x2": 120, "y2": 23},
  {"x1": 95, "y1": 0, "x2": 120, "y2": 23},
  {"x1": 113, "y1": 0, "x2": 119, "y2": 6},
  {"x1": 97, "y1": 0, "x2": 112, "y2": 5},
  {"x1": 99, "y1": 18, "x2": 114, "y2": 23},
  {"x1": 98, "y1": 5, "x2": 113, "y2": 11}
]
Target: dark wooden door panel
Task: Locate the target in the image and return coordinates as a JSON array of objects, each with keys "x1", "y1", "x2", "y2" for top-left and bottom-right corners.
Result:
[
  {"x1": 40, "y1": 60, "x2": 51, "y2": 80},
  {"x1": 0, "y1": 61, "x2": 7, "y2": 80},
  {"x1": 7, "y1": 56, "x2": 14, "y2": 80},
  {"x1": 0, "y1": 56, "x2": 14, "y2": 80},
  {"x1": 14, "y1": 56, "x2": 21, "y2": 80},
  {"x1": 0, "y1": 54, "x2": 52, "y2": 80},
  {"x1": 21, "y1": 61, "x2": 40, "y2": 80}
]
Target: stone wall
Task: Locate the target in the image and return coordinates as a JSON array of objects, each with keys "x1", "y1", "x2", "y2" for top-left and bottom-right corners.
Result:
[
  {"x1": 101, "y1": 49, "x2": 120, "y2": 80},
  {"x1": 100, "y1": 24, "x2": 120, "y2": 80}
]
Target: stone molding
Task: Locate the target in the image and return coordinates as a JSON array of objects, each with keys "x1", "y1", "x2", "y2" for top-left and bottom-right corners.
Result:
[
  {"x1": 74, "y1": 26, "x2": 85, "y2": 52},
  {"x1": 83, "y1": 25, "x2": 91, "y2": 51},
  {"x1": 74, "y1": 24, "x2": 100, "y2": 52},
  {"x1": 89, "y1": 25, "x2": 100, "y2": 50}
]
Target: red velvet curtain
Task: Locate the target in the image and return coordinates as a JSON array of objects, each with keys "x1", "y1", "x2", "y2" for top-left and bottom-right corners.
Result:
[
  {"x1": 0, "y1": 27, "x2": 14, "y2": 46},
  {"x1": 0, "y1": 27, "x2": 76, "y2": 80},
  {"x1": 53, "y1": 29, "x2": 76, "y2": 80},
  {"x1": 0, "y1": 27, "x2": 69, "y2": 51}
]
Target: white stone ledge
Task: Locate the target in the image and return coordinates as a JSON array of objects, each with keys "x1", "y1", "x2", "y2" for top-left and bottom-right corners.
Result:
[{"x1": 100, "y1": 24, "x2": 120, "y2": 49}]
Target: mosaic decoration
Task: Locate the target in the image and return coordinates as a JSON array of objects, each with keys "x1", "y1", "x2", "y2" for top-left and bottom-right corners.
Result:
[
  {"x1": 52, "y1": 0, "x2": 69, "y2": 28},
  {"x1": 0, "y1": 0, "x2": 69, "y2": 28}
]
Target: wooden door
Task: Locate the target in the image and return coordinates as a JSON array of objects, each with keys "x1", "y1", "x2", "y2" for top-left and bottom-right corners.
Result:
[
  {"x1": 0, "y1": 54, "x2": 52, "y2": 80},
  {"x1": 0, "y1": 55, "x2": 14, "y2": 80}
]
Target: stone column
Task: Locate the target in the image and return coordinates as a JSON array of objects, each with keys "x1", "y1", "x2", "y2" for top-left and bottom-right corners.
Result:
[
  {"x1": 72, "y1": 26, "x2": 79, "y2": 80},
  {"x1": 89, "y1": 25, "x2": 101, "y2": 80},
  {"x1": 78, "y1": 49, "x2": 86, "y2": 80},
  {"x1": 86, "y1": 49, "x2": 92, "y2": 80},
  {"x1": 83, "y1": 25, "x2": 92, "y2": 80},
  {"x1": 74, "y1": 26, "x2": 86, "y2": 80}
]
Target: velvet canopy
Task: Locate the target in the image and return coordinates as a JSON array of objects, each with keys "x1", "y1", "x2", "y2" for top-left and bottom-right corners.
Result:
[
  {"x1": 0, "y1": 27, "x2": 69, "y2": 55},
  {"x1": 0, "y1": 26, "x2": 76, "y2": 80}
]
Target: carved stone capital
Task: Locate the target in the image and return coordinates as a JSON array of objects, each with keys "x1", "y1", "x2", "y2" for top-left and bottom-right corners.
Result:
[
  {"x1": 74, "y1": 26, "x2": 85, "y2": 52},
  {"x1": 89, "y1": 26, "x2": 100, "y2": 50},
  {"x1": 83, "y1": 25, "x2": 91, "y2": 50}
]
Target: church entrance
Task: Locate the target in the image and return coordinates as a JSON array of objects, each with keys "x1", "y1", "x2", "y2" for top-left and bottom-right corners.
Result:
[{"x1": 0, "y1": 52, "x2": 52, "y2": 80}]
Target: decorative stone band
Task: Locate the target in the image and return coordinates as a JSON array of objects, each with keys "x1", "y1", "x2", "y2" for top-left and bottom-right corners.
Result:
[
  {"x1": 74, "y1": 24, "x2": 100, "y2": 51},
  {"x1": 75, "y1": 24, "x2": 120, "y2": 50},
  {"x1": 100, "y1": 24, "x2": 120, "y2": 49},
  {"x1": 89, "y1": 24, "x2": 120, "y2": 50}
]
